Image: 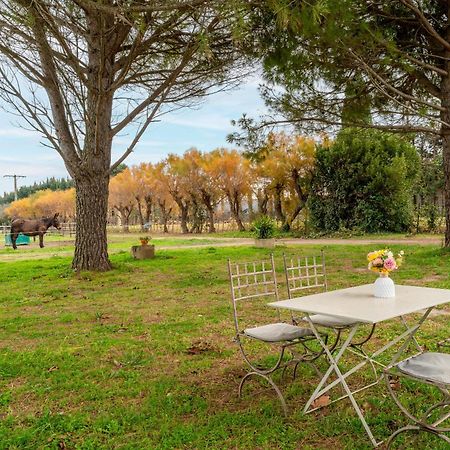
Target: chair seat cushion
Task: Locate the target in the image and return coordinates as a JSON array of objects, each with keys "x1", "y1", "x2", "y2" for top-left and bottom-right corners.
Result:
[
  {"x1": 397, "y1": 352, "x2": 450, "y2": 385},
  {"x1": 244, "y1": 322, "x2": 314, "y2": 343},
  {"x1": 303, "y1": 314, "x2": 358, "y2": 328}
]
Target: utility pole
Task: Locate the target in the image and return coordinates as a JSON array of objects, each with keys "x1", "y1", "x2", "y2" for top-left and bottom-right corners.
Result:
[{"x1": 3, "y1": 174, "x2": 26, "y2": 201}]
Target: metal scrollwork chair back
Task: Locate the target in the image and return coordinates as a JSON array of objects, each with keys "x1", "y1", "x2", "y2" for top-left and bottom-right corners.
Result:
[
  {"x1": 228, "y1": 254, "x2": 319, "y2": 415},
  {"x1": 282, "y1": 251, "x2": 376, "y2": 352}
]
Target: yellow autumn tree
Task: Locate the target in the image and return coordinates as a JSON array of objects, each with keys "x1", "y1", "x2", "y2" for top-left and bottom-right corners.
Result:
[
  {"x1": 5, "y1": 189, "x2": 75, "y2": 221},
  {"x1": 207, "y1": 148, "x2": 250, "y2": 231},
  {"x1": 158, "y1": 155, "x2": 193, "y2": 234},
  {"x1": 109, "y1": 169, "x2": 136, "y2": 232},
  {"x1": 152, "y1": 162, "x2": 178, "y2": 233},
  {"x1": 255, "y1": 132, "x2": 317, "y2": 230},
  {"x1": 5, "y1": 197, "x2": 35, "y2": 218},
  {"x1": 131, "y1": 163, "x2": 154, "y2": 232}
]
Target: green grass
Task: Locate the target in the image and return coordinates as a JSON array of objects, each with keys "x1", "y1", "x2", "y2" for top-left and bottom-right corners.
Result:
[
  {"x1": 0, "y1": 243, "x2": 450, "y2": 449},
  {"x1": 0, "y1": 234, "x2": 238, "y2": 260}
]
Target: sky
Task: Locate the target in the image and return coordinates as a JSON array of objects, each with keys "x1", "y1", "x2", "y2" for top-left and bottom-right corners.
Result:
[{"x1": 0, "y1": 76, "x2": 268, "y2": 195}]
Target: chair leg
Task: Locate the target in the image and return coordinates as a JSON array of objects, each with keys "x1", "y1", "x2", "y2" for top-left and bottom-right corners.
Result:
[
  {"x1": 387, "y1": 424, "x2": 450, "y2": 449},
  {"x1": 328, "y1": 328, "x2": 342, "y2": 353},
  {"x1": 351, "y1": 324, "x2": 376, "y2": 347},
  {"x1": 238, "y1": 371, "x2": 288, "y2": 416},
  {"x1": 385, "y1": 371, "x2": 450, "y2": 448}
]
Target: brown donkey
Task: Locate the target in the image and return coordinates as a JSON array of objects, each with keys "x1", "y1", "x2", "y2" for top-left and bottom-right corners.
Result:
[{"x1": 10, "y1": 213, "x2": 62, "y2": 249}]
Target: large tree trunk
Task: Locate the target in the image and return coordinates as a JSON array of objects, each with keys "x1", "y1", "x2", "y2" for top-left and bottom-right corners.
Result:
[
  {"x1": 441, "y1": 37, "x2": 450, "y2": 248},
  {"x1": 72, "y1": 176, "x2": 111, "y2": 271},
  {"x1": 442, "y1": 132, "x2": 450, "y2": 246}
]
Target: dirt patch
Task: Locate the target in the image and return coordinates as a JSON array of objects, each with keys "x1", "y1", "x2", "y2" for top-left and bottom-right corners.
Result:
[
  {"x1": 185, "y1": 340, "x2": 217, "y2": 355},
  {"x1": 404, "y1": 274, "x2": 447, "y2": 285}
]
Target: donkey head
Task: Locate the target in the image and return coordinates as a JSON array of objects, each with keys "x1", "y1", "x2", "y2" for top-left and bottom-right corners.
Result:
[{"x1": 52, "y1": 213, "x2": 62, "y2": 230}]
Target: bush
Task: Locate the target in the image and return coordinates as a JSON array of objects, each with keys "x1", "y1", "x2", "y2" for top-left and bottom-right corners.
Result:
[
  {"x1": 309, "y1": 129, "x2": 420, "y2": 233},
  {"x1": 252, "y1": 215, "x2": 276, "y2": 239}
]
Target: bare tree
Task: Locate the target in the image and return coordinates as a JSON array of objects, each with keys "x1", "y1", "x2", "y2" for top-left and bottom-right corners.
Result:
[{"x1": 0, "y1": 0, "x2": 249, "y2": 269}]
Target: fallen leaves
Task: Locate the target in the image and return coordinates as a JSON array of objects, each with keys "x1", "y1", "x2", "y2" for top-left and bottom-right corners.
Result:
[
  {"x1": 185, "y1": 340, "x2": 215, "y2": 355},
  {"x1": 311, "y1": 394, "x2": 331, "y2": 409}
]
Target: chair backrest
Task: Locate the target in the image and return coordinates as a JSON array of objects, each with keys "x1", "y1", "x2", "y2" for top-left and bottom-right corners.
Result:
[
  {"x1": 283, "y1": 251, "x2": 327, "y2": 299},
  {"x1": 227, "y1": 254, "x2": 279, "y2": 332}
]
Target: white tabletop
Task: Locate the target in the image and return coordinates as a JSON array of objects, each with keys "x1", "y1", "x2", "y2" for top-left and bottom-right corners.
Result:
[{"x1": 268, "y1": 284, "x2": 450, "y2": 324}]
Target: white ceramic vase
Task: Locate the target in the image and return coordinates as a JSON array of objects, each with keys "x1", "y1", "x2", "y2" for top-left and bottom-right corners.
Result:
[{"x1": 373, "y1": 273, "x2": 395, "y2": 298}]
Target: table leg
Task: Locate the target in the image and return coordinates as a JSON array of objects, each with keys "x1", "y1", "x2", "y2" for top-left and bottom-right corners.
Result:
[
  {"x1": 303, "y1": 308, "x2": 435, "y2": 447},
  {"x1": 303, "y1": 315, "x2": 379, "y2": 446}
]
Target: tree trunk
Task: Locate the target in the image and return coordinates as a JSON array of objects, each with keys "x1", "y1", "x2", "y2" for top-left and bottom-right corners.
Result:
[
  {"x1": 283, "y1": 204, "x2": 302, "y2": 232},
  {"x1": 257, "y1": 188, "x2": 269, "y2": 215},
  {"x1": 247, "y1": 191, "x2": 254, "y2": 218},
  {"x1": 122, "y1": 207, "x2": 132, "y2": 233},
  {"x1": 159, "y1": 200, "x2": 171, "y2": 233},
  {"x1": 441, "y1": 33, "x2": 450, "y2": 247},
  {"x1": 72, "y1": 176, "x2": 111, "y2": 271},
  {"x1": 144, "y1": 196, "x2": 152, "y2": 227},
  {"x1": 201, "y1": 190, "x2": 216, "y2": 233},
  {"x1": 206, "y1": 204, "x2": 215, "y2": 233},
  {"x1": 136, "y1": 199, "x2": 145, "y2": 232},
  {"x1": 282, "y1": 168, "x2": 309, "y2": 231},
  {"x1": 228, "y1": 191, "x2": 245, "y2": 231},
  {"x1": 442, "y1": 131, "x2": 450, "y2": 246},
  {"x1": 273, "y1": 184, "x2": 285, "y2": 223},
  {"x1": 179, "y1": 202, "x2": 190, "y2": 234}
]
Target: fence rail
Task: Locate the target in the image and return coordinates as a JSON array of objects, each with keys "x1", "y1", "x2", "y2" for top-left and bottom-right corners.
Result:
[{"x1": 0, "y1": 223, "x2": 77, "y2": 237}]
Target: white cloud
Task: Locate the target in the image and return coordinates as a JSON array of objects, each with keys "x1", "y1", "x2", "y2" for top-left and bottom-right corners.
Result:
[
  {"x1": 0, "y1": 127, "x2": 39, "y2": 138},
  {"x1": 163, "y1": 112, "x2": 233, "y2": 131}
]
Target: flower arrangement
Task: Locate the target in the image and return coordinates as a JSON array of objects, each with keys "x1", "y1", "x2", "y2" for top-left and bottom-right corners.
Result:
[
  {"x1": 367, "y1": 249, "x2": 404, "y2": 275},
  {"x1": 139, "y1": 236, "x2": 151, "y2": 245}
]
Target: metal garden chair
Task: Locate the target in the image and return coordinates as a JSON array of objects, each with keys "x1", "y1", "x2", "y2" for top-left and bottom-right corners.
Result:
[
  {"x1": 282, "y1": 251, "x2": 376, "y2": 353},
  {"x1": 384, "y1": 352, "x2": 450, "y2": 447},
  {"x1": 228, "y1": 254, "x2": 321, "y2": 415}
]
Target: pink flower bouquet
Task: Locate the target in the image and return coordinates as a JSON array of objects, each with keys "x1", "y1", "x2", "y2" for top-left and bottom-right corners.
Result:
[{"x1": 367, "y1": 249, "x2": 404, "y2": 275}]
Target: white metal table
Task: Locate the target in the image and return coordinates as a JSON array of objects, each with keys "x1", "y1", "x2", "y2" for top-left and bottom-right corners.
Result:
[{"x1": 268, "y1": 284, "x2": 450, "y2": 447}]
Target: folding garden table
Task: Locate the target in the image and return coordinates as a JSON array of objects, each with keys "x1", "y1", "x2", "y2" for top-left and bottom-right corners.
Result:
[{"x1": 268, "y1": 284, "x2": 450, "y2": 447}]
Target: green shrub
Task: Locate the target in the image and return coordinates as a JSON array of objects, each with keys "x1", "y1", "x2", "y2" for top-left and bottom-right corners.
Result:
[
  {"x1": 309, "y1": 129, "x2": 420, "y2": 233},
  {"x1": 252, "y1": 215, "x2": 276, "y2": 239}
]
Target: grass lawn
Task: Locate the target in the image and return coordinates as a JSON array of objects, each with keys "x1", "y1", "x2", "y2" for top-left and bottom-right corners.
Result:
[
  {"x1": 1, "y1": 242, "x2": 450, "y2": 449},
  {"x1": 0, "y1": 234, "x2": 240, "y2": 261}
]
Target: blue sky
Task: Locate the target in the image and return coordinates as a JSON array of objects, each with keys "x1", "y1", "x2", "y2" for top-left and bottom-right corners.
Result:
[{"x1": 0, "y1": 76, "x2": 267, "y2": 195}]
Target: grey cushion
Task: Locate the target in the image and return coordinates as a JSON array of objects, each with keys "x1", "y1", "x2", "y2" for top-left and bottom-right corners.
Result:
[
  {"x1": 303, "y1": 314, "x2": 359, "y2": 328},
  {"x1": 397, "y1": 352, "x2": 450, "y2": 385},
  {"x1": 244, "y1": 322, "x2": 314, "y2": 343}
]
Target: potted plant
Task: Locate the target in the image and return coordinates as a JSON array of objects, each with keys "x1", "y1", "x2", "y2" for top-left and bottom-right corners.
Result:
[
  {"x1": 252, "y1": 215, "x2": 277, "y2": 248},
  {"x1": 131, "y1": 236, "x2": 155, "y2": 259}
]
